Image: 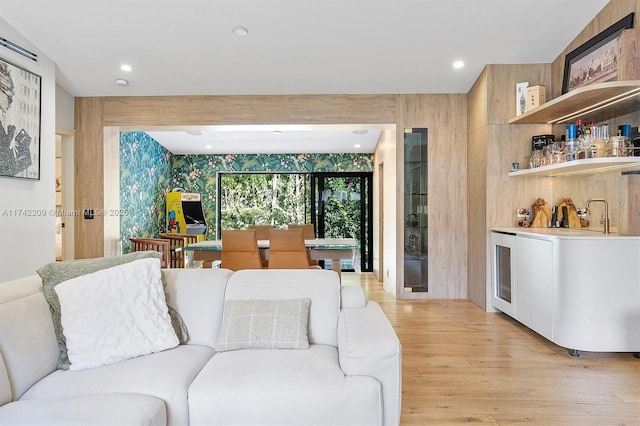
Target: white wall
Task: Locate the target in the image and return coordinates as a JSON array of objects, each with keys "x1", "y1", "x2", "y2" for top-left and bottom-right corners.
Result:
[
  {"x1": 0, "y1": 18, "x2": 57, "y2": 280},
  {"x1": 55, "y1": 84, "x2": 74, "y2": 130},
  {"x1": 373, "y1": 127, "x2": 398, "y2": 295}
]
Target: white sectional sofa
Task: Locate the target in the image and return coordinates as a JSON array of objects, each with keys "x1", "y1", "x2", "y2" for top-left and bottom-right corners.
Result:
[{"x1": 0, "y1": 263, "x2": 402, "y2": 426}]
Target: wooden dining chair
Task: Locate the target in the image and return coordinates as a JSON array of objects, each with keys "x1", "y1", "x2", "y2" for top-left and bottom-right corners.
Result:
[
  {"x1": 268, "y1": 229, "x2": 320, "y2": 269},
  {"x1": 287, "y1": 223, "x2": 318, "y2": 266},
  {"x1": 159, "y1": 233, "x2": 200, "y2": 268},
  {"x1": 247, "y1": 224, "x2": 275, "y2": 240},
  {"x1": 220, "y1": 229, "x2": 263, "y2": 271},
  {"x1": 129, "y1": 237, "x2": 171, "y2": 268}
]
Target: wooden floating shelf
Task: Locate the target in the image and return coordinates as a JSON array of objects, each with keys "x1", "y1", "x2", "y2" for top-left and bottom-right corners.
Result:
[
  {"x1": 509, "y1": 157, "x2": 640, "y2": 177},
  {"x1": 509, "y1": 81, "x2": 640, "y2": 125}
]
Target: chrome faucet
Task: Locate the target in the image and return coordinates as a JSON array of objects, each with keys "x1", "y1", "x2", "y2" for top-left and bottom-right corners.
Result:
[{"x1": 586, "y1": 198, "x2": 610, "y2": 234}]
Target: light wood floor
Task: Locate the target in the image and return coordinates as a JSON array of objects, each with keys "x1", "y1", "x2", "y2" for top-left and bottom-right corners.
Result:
[{"x1": 341, "y1": 272, "x2": 640, "y2": 426}]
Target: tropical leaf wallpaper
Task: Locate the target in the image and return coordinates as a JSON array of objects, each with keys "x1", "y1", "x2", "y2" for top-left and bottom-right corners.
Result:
[
  {"x1": 120, "y1": 132, "x2": 173, "y2": 252},
  {"x1": 120, "y1": 132, "x2": 373, "y2": 245}
]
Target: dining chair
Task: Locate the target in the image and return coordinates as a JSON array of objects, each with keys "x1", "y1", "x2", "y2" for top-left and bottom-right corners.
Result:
[
  {"x1": 287, "y1": 224, "x2": 318, "y2": 266},
  {"x1": 220, "y1": 229, "x2": 263, "y2": 271},
  {"x1": 286, "y1": 223, "x2": 315, "y2": 239},
  {"x1": 129, "y1": 237, "x2": 171, "y2": 268},
  {"x1": 159, "y1": 233, "x2": 200, "y2": 268},
  {"x1": 247, "y1": 224, "x2": 275, "y2": 240},
  {"x1": 268, "y1": 229, "x2": 320, "y2": 269}
]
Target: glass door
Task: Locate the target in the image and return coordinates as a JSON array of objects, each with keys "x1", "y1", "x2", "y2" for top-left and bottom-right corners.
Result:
[
  {"x1": 490, "y1": 231, "x2": 516, "y2": 316},
  {"x1": 403, "y1": 128, "x2": 428, "y2": 293},
  {"x1": 311, "y1": 172, "x2": 373, "y2": 272}
]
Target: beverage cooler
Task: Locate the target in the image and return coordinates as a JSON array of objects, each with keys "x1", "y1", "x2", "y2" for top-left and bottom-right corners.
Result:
[{"x1": 166, "y1": 191, "x2": 207, "y2": 235}]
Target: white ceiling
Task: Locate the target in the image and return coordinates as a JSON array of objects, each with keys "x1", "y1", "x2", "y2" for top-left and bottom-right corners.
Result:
[
  {"x1": 0, "y1": 0, "x2": 610, "y2": 153},
  {"x1": 146, "y1": 125, "x2": 384, "y2": 154}
]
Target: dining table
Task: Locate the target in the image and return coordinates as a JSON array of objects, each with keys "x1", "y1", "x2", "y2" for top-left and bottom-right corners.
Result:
[{"x1": 180, "y1": 238, "x2": 358, "y2": 277}]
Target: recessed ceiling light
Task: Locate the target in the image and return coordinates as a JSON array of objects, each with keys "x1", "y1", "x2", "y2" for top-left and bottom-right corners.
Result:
[
  {"x1": 453, "y1": 60, "x2": 465, "y2": 69},
  {"x1": 120, "y1": 64, "x2": 132, "y2": 72},
  {"x1": 114, "y1": 78, "x2": 129, "y2": 86},
  {"x1": 205, "y1": 145, "x2": 212, "y2": 149},
  {"x1": 273, "y1": 130, "x2": 282, "y2": 135},
  {"x1": 354, "y1": 144, "x2": 361, "y2": 148},
  {"x1": 352, "y1": 130, "x2": 368, "y2": 135},
  {"x1": 232, "y1": 26, "x2": 249, "y2": 37},
  {"x1": 186, "y1": 131, "x2": 202, "y2": 136}
]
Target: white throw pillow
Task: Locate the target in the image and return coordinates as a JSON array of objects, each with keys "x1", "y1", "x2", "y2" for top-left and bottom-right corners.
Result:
[
  {"x1": 216, "y1": 299, "x2": 311, "y2": 351},
  {"x1": 55, "y1": 258, "x2": 179, "y2": 371}
]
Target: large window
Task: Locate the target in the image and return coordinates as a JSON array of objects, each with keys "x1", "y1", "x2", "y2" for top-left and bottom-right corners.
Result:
[{"x1": 217, "y1": 172, "x2": 310, "y2": 234}]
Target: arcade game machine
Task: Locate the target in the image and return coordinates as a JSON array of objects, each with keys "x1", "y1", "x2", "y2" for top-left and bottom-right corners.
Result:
[{"x1": 166, "y1": 191, "x2": 208, "y2": 235}]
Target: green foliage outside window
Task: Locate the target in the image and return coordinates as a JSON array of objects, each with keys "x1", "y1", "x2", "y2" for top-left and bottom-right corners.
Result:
[{"x1": 220, "y1": 173, "x2": 310, "y2": 230}]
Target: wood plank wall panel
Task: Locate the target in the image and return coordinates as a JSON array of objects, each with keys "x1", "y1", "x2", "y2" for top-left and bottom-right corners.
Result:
[
  {"x1": 485, "y1": 124, "x2": 553, "y2": 229},
  {"x1": 551, "y1": 0, "x2": 640, "y2": 98},
  {"x1": 484, "y1": 63, "x2": 553, "y2": 233},
  {"x1": 467, "y1": 68, "x2": 488, "y2": 134},
  {"x1": 467, "y1": 64, "x2": 552, "y2": 310},
  {"x1": 486, "y1": 64, "x2": 552, "y2": 124},
  {"x1": 75, "y1": 93, "x2": 469, "y2": 301},
  {"x1": 466, "y1": 70, "x2": 488, "y2": 308},
  {"x1": 74, "y1": 97, "x2": 105, "y2": 258},
  {"x1": 397, "y1": 94, "x2": 468, "y2": 299},
  {"x1": 466, "y1": 127, "x2": 487, "y2": 308},
  {"x1": 102, "y1": 95, "x2": 397, "y2": 127}
]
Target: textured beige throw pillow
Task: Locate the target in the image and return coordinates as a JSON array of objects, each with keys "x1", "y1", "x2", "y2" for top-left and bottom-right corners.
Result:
[{"x1": 216, "y1": 299, "x2": 311, "y2": 351}]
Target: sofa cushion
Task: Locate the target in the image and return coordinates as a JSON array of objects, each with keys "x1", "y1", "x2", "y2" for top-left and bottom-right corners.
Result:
[
  {"x1": 0, "y1": 288, "x2": 59, "y2": 401},
  {"x1": 162, "y1": 268, "x2": 233, "y2": 348},
  {"x1": 0, "y1": 351, "x2": 12, "y2": 406},
  {"x1": 37, "y1": 251, "x2": 187, "y2": 370},
  {"x1": 19, "y1": 344, "x2": 214, "y2": 426},
  {"x1": 216, "y1": 298, "x2": 311, "y2": 351},
  {"x1": 0, "y1": 394, "x2": 166, "y2": 425},
  {"x1": 225, "y1": 269, "x2": 341, "y2": 347},
  {"x1": 55, "y1": 258, "x2": 179, "y2": 371},
  {"x1": 188, "y1": 344, "x2": 383, "y2": 425}
]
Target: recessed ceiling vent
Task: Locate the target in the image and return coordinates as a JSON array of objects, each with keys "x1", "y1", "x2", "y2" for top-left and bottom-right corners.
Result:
[{"x1": 0, "y1": 36, "x2": 37, "y2": 62}]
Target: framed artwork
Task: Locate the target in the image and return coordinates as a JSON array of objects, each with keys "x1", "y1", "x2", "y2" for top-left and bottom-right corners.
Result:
[
  {"x1": 562, "y1": 13, "x2": 635, "y2": 94},
  {"x1": 0, "y1": 57, "x2": 41, "y2": 179}
]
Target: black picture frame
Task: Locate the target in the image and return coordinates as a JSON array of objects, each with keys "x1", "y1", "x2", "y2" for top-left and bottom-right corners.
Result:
[
  {"x1": 562, "y1": 13, "x2": 635, "y2": 94},
  {"x1": 0, "y1": 57, "x2": 41, "y2": 180}
]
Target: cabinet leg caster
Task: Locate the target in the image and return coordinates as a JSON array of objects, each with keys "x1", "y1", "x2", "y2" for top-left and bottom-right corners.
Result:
[
  {"x1": 569, "y1": 349, "x2": 580, "y2": 357},
  {"x1": 634, "y1": 353, "x2": 640, "y2": 359}
]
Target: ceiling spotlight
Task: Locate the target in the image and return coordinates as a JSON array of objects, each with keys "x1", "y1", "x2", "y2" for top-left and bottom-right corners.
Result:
[
  {"x1": 232, "y1": 26, "x2": 249, "y2": 37},
  {"x1": 273, "y1": 130, "x2": 282, "y2": 135},
  {"x1": 186, "y1": 131, "x2": 203, "y2": 136},
  {"x1": 453, "y1": 60, "x2": 465, "y2": 69},
  {"x1": 120, "y1": 64, "x2": 132, "y2": 72},
  {"x1": 114, "y1": 78, "x2": 129, "y2": 86},
  {"x1": 352, "y1": 130, "x2": 368, "y2": 135},
  {"x1": 205, "y1": 145, "x2": 212, "y2": 149},
  {"x1": 354, "y1": 144, "x2": 361, "y2": 148}
]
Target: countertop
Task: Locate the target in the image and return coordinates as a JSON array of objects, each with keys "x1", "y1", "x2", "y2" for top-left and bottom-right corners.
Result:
[{"x1": 491, "y1": 227, "x2": 640, "y2": 240}]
